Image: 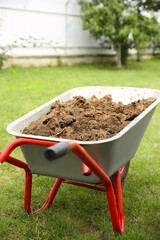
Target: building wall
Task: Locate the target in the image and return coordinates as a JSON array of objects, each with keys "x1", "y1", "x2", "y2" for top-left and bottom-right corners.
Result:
[
  {"x1": 0, "y1": 0, "x2": 114, "y2": 58},
  {"x1": 0, "y1": 0, "x2": 156, "y2": 68}
]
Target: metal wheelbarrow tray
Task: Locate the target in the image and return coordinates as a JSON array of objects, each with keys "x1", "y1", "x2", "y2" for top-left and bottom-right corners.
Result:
[{"x1": 1, "y1": 86, "x2": 160, "y2": 233}]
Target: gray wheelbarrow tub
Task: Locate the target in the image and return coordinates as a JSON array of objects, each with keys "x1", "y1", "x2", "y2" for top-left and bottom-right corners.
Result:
[{"x1": 6, "y1": 87, "x2": 160, "y2": 184}]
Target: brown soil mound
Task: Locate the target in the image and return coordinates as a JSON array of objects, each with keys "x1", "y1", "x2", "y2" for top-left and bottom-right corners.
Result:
[{"x1": 22, "y1": 95, "x2": 156, "y2": 141}]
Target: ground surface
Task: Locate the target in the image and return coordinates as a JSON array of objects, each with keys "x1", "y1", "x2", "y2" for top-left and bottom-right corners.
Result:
[{"x1": 0, "y1": 59, "x2": 160, "y2": 240}]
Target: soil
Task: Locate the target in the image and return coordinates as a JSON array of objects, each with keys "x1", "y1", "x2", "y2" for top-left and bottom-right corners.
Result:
[{"x1": 22, "y1": 95, "x2": 156, "y2": 141}]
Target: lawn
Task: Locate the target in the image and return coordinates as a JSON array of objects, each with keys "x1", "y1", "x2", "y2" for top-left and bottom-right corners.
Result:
[{"x1": 0, "y1": 59, "x2": 160, "y2": 240}]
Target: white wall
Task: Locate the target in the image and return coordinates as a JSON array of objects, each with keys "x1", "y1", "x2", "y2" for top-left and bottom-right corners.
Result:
[{"x1": 0, "y1": 0, "x2": 113, "y2": 57}]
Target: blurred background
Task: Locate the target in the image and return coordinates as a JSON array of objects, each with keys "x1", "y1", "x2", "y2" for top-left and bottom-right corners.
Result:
[
  {"x1": 0, "y1": 0, "x2": 159, "y2": 68},
  {"x1": 0, "y1": 0, "x2": 115, "y2": 67}
]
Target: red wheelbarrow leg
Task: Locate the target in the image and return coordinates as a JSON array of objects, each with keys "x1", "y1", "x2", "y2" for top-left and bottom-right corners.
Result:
[
  {"x1": 31, "y1": 178, "x2": 62, "y2": 214},
  {"x1": 24, "y1": 170, "x2": 32, "y2": 214},
  {"x1": 2, "y1": 154, "x2": 62, "y2": 215},
  {"x1": 114, "y1": 170, "x2": 124, "y2": 231},
  {"x1": 45, "y1": 178, "x2": 62, "y2": 209},
  {"x1": 104, "y1": 170, "x2": 124, "y2": 233},
  {"x1": 69, "y1": 142, "x2": 125, "y2": 233},
  {"x1": 0, "y1": 138, "x2": 61, "y2": 214},
  {"x1": 1, "y1": 154, "x2": 33, "y2": 214}
]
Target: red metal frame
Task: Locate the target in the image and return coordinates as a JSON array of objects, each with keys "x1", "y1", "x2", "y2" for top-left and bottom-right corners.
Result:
[
  {"x1": 119, "y1": 165, "x2": 126, "y2": 175},
  {"x1": 0, "y1": 138, "x2": 124, "y2": 233}
]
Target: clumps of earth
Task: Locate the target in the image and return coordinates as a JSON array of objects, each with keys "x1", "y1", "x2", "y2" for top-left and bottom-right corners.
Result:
[{"x1": 22, "y1": 95, "x2": 156, "y2": 141}]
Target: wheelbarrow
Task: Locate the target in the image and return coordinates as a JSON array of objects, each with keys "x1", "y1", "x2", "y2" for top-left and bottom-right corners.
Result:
[{"x1": 0, "y1": 86, "x2": 160, "y2": 234}]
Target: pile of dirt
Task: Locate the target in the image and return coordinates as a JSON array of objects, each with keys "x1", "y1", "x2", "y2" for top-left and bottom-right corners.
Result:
[{"x1": 22, "y1": 95, "x2": 156, "y2": 141}]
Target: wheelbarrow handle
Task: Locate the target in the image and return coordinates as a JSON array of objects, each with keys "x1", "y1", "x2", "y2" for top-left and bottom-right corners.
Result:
[
  {"x1": 44, "y1": 142, "x2": 71, "y2": 161},
  {"x1": 44, "y1": 142, "x2": 92, "y2": 176}
]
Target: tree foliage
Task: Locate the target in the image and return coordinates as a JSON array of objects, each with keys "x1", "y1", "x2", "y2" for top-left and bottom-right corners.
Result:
[
  {"x1": 79, "y1": 0, "x2": 134, "y2": 68},
  {"x1": 78, "y1": 0, "x2": 160, "y2": 68},
  {"x1": 131, "y1": 0, "x2": 160, "y2": 60},
  {"x1": 137, "y1": 0, "x2": 160, "y2": 12}
]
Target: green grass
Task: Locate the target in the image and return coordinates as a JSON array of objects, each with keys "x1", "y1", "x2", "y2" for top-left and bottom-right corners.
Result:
[{"x1": 0, "y1": 59, "x2": 160, "y2": 240}]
